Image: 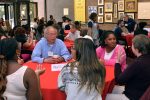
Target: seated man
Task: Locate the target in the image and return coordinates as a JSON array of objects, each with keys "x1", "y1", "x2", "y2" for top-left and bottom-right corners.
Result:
[
  {"x1": 31, "y1": 26, "x2": 71, "y2": 63},
  {"x1": 65, "y1": 24, "x2": 81, "y2": 41}
]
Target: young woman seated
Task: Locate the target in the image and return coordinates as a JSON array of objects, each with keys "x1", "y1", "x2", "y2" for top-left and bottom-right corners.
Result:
[
  {"x1": 58, "y1": 38, "x2": 106, "y2": 100},
  {"x1": 96, "y1": 31, "x2": 126, "y2": 71}
]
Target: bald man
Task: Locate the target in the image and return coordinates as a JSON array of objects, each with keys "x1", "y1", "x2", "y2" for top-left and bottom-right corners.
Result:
[{"x1": 32, "y1": 26, "x2": 71, "y2": 63}]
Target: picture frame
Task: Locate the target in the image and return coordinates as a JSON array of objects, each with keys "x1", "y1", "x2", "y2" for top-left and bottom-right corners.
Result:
[
  {"x1": 118, "y1": 12, "x2": 125, "y2": 19},
  {"x1": 105, "y1": 2, "x2": 113, "y2": 12},
  {"x1": 105, "y1": 13, "x2": 113, "y2": 23},
  {"x1": 98, "y1": 16, "x2": 104, "y2": 23},
  {"x1": 113, "y1": 4, "x2": 118, "y2": 18},
  {"x1": 127, "y1": 13, "x2": 135, "y2": 19},
  {"x1": 125, "y1": 0, "x2": 137, "y2": 12},
  {"x1": 98, "y1": 0, "x2": 104, "y2": 5},
  {"x1": 118, "y1": 0, "x2": 124, "y2": 11},
  {"x1": 88, "y1": 6, "x2": 97, "y2": 15},
  {"x1": 98, "y1": 6, "x2": 104, "y2": 15}
]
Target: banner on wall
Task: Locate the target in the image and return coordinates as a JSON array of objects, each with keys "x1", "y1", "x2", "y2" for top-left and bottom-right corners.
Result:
[{"x1": 74, "y1": 0, "x2": 85, "y2": 22}]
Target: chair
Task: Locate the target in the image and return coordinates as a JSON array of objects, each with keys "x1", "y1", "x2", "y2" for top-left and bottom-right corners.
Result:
[
  {"x1": 102, "y1": 79, "x2": 116, "y2": 100},
  {"x1": 140, "y1": 86, "x2": 150, "y2": 100}
]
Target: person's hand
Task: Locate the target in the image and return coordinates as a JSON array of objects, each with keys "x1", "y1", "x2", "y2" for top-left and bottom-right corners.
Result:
[
  {"x1": 122, "y1": 32, "x2": 127, "y2": 36},
  {"x1": 43, "y1": 57, "x2": 56, "y2": 63},
  {"x1": 17, "y1": 58, "x2": 24, "y2": 65},
  {"x1": 35, "y1": 64, "x2": 45, "y2": 76},
  {"x1": 99, "y1": 59, "x2": 105, "y2": 66},
  {"x1": 54, "y1": 57, "x2": 65, "y2": 63}
]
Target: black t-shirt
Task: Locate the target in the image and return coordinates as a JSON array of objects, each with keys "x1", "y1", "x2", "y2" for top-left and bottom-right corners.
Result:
[
  {"x1": 124, "y1": 18, "x2": 136, "y2": 33},
  {"x1": 65, "y1": 24, "x2": 70, "y2": 30},
  {"x1": 134, "y1": 29, "x2": 148, "y2": 36},
  {"x1": 88, "y1": 21, "x2": 93, "y2": 28},
  {"x1": 115, "y1": 54, "x2": 150, "y2": 100},
  {"x1": 114, "y1": 27, "x2": 123, "y2": 38}
]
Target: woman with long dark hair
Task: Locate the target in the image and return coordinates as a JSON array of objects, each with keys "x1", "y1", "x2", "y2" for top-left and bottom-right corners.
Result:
[
  {"x1": 58, "y1": 38, "x2": 105, "y2": 100},
  {"x1": 0, "y1": 38, "x2": 44, "y2": 100}
]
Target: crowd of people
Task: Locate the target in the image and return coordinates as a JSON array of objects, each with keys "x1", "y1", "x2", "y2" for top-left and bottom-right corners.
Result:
[{"x1": 0, "y1": 13, "x2": 150, "y2": 100}]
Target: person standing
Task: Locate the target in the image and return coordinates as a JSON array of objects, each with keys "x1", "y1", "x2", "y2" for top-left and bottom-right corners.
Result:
[{"x1": 87, "y1": 13, "x2": 99, "y2": 46}]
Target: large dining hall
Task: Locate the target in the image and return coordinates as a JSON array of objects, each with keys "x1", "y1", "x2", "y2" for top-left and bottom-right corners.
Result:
[{"x1": 0, "y1": 0, "x2": 150, "y2": 100}]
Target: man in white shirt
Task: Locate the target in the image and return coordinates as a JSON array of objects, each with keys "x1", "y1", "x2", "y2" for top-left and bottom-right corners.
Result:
[{"x1": 65, "y1": 24, "x2": 80, "y2": 41}]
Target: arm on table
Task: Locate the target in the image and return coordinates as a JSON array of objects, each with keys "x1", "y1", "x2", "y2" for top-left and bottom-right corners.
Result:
[
  {"x1": 31, "y1": 42, "x2": 44, "y2": 63},
  {"x1": 43, "y1": 57, "x2": 64, "y2": 64},
  {"x1": 60, "y1": 41, "x2": 71, "y2": 61},
  {"x1": 65, "y1": 33, "x2": 70, "y2": 40}
]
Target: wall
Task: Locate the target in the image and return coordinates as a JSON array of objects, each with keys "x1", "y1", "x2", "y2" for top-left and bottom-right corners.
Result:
[
  {"x1": 45, "y1": 0, "x2": 150, "y2": 30},
  {"x1": 33, "y1": 0, "x2": 45, "y2": 19},
  {"x1": 86, "y1": 0, "x2": 150, "y2": 30},
  {"x1": 46, "y1": 0, "x2": 74, "y2": 22}
]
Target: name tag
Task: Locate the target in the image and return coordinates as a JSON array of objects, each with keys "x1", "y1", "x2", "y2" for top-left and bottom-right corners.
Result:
[
  {"x1": 125, "y1": 24, "x2": 128, "y2": 26},
  {"x1": 51, "y1": 63, "x2": 67, "y2": 71},
  {"x1": 48, "y1": 51, "x2": 53, "y2": 57}
]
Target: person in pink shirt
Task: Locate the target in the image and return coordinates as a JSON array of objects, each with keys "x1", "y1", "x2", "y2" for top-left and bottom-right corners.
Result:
[{"x1": 96, "y1": 31, "x2": 126, "y2": 71}]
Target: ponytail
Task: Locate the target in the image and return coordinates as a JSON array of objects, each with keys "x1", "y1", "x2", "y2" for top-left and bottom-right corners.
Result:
[{"x1": 0, "y1": 55, "x2": 7, "y2": 100}]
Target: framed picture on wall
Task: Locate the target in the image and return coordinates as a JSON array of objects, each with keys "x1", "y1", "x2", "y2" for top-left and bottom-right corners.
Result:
[
  {"x1": 88, "y1": 6, "x2": 97, "y2": 15},
  {"x1": 98, "y1": 6, "x2": 104, "y2": 15},
  {"x1": 105, "y1": 2, "x2": 113, "y2": 12},
  {"x1": 105, "y1": 13, "x2": 113, "y2": 23},
  {"x1": 98, "y1": 0, "x2": 104, "y2": 5},
  {"x1": 118, "y1": 0, "x2": 124, "y2": 11},
  {"x1": 127, "y1": 13, "x2": 135, "y2": 19},
  {"x1": 118, "y1": 12, "x2": 124, "y2": 19},
  {"x1": 98, "y1": 16, "x2": 104, "y2": 23},
  {"x1": 125, "y1": 0, "x2": 137, "y2": 12},
  {"x1": 114, "y1": 4, "x2": 118, "y2": 18}
]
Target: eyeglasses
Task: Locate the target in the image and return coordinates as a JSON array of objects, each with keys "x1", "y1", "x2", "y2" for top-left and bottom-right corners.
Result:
[{"x1": 46, "y1": 33, "x2": 57, "y2": 36}]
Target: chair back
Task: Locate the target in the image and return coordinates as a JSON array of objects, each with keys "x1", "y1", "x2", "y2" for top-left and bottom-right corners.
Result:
[{"x1": 140, "y1": 86, "x2": 150, "y2": 100}]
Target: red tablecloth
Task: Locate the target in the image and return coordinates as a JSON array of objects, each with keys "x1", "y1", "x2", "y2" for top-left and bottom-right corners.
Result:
[
  {"x1": 23, "y1": 61, "x2": 66, "y2": 100},
  {"x1": 23, "y1": 61, "x2": 114, "y2": 100},
  {"x1": 122, "y1": 34, "x2": 150, "y2": 47},
  {"x1": 122, "y1": 34, "x2": 133, "y2": 46},
  {"x1": 64, "y1": 30, "x2": 70, "y2": 36},
  {"x1": 64, "y1": 40, "x2": 74, "y2": 51}
]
